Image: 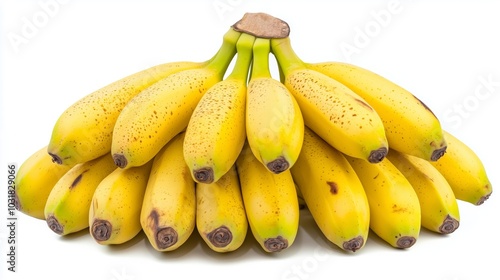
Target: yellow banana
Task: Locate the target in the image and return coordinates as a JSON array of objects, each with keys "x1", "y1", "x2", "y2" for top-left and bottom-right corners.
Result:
[
  {"x1": 347, "y1": 156, "x2": 421, "y2": 249},
  {"x1": 89, "y1": 160, "x2": 153, "y2": 245},
  {"x1": 140, "y1": 132, "x2": 196, "y2": 251},
  {"x1": 271, "y1": 37, "x2": 388, "y2": 163},
  {"x1": 430, "y1": 131, "x2": 492, "y2": 205},
  {"x1": 246, "y1": 37, "x2": 304, "y2": 174},
  {"x1": 236, "y1": 143, "x2": 299, "y2": 253},
  {"x1": 386, "y1": 149, "x2": 460, "y2": 234},
  {"x1": 307, "y1": 61, "x2": 447, "y2": 161},
  {"x1": 112, "y1": 28, "x2": 241, "y2": 169},
  {"x1": 196, "y1": 165, "x2": 248, "y2": 253},
  {"x1": 48, "y1": 60, "x2": 205, "y2": 166},
  {"x1": 183, "y1": 33, "x2": 253, "y2": 184},
  {"x1": 44, "y1": 154, "x2": 116, "y2": 235},
  {"x1": 290, "y1": 127, "x2": 370, "y2": 252},
  {"x1": 14, "y1": 146, "x2": 74, "y2": 220}
]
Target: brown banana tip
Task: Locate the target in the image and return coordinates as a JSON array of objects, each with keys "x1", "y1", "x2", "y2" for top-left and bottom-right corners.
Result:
[
  {"x1": 439, "y1": 215, "x2": 460, "y2": 234},
  {"x1": 206, "y1": 226, "x2": 233, "y2": 248},
  {"x1": 396, "y1": 236, "x2": 416, "y2": 249},
  {"x1": 368, "y1": 147, "x2": 388, "y2": 163},
  {"x1": 476, "y1": 190, "x2": 492, "y2": 205},
  {"x1": 112, "y1": 154, "x2": 128, "y2": 169},
  {"x1": 266, "y1": 157, "x2": 290, "y2": 174},
  {"x1": 91, "y1": 219, "x2": 112, "y2": 241},
  {"x1": 14, "y1": 191, "x2": 21, "y2": 211},
  {"x1": 264, "y1": 236, "x2": 288, "y2": 252},
  {"x1": 49, "y1": 152, "x2": 63, "y2": 165},
  {"x1": 430, "y1": 146, "x2": 447, "y2": 161},
  {"x1": 155, "y1": 227, "x2": 178, "y2": 250},
  {"x1": 193, "y1": 168, "x2": 214, "y2": 184},
  {"x1": 46, "y1": 215, "x2": 64, "y2": 235},
  {"x1": 343, "y1": 236, "x2": 364, "y2": 252}
]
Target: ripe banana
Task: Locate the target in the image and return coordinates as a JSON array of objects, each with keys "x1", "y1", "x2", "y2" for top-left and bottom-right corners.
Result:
[
  {"x1": 14, "y1": 146, "x2": 74, "y2": 220},
  {"x1": 347, "y1": 156, "x2": 421, "y2": 249},
  {"x1": 112, "y1": 28, "x2": 241, "y2": 169},
  {"x1": 44, "y1": 154, "x2": 116, "y2": 235},
  {"x1": 236, "y1": 143, "x2": 299, "y2": 253},
  {"x1": 48, "y1": 60, "x2": 206, "y2": 166},
  {"x1": 271, "y1": 37, "x2": 388, "y2": 163},
  {"x1": 196, "y1": 165, "x2": 248, "y2": 253},
  {"x1": 183, "y1": 32, "x2": 253, "y2": 184},
  {"x1": 246, "y1": 37, "x2": 304, "y2": 174},
  {"x1": 290, "y1": 127, "x2": 370, "y2": 252},
  {"x1": 307, "y1": 61, "x2": 447, "y2": 161},
  {"x1": 386, "y1": 149, "x2": 460, "y2": 234},
  {"x1": 430, "y1": 131, "x2": 492, "y2": 205},
  {"x1": 89, "y1": 160, "x2": 153, "y2": 245},
  {"x1": 140, "y1": 132, "x2": 196, "y2": 252}
]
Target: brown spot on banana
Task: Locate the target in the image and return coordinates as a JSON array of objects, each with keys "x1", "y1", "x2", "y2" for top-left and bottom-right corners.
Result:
[
  {"x1": 46, "y1": 215, "x2": 64, "y2": 235},
  {"x1": 266, "y1": 156, "x2": 290, "y2": 174},
  {"x1": 327, "y1": 181, "x2": 338, "y2": 195},
  {"x1": 439, "y1": 215, "x2": 460, "y2": 234},
  {"x1": 91, "y1": 219, "x2": 112, "y2": 241},
  {"x1": 412, "y1": 94, "x2": 437, "y2": 119},
  {"x1": 69, "y1": 170, "x2": 89, "y2": 190},
  {"x1": 343, "y1": 236, "x2": 364, "y2": 252},
  {"x1": 49, "y1": 152, "x2": 63, "y2": 165},
  {"x1": 430, "y1": 145, "x2": 447, "y2": 161},
  {"x1": 206, "y1": 226, "x2": 233, "y2": 248},
  {"x1": 354, "y1": 98, "x2": 373, "y2": 111}
]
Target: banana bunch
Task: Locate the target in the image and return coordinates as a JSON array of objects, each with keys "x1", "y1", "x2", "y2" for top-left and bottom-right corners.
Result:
[{"x1": 14, "y1": 12, "x2": 493, "y2": 255}]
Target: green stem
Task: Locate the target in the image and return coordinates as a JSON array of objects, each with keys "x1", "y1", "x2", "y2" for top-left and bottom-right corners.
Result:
[
  {"x1": 250, "y1": 38, "x2": 271, "y2": 80},
  {"x1": 227, "y1": 32, "x2": 255, "y2": 81},
  {"x1": 270, "y1": 37, "x2": 305, "y2": 77},
  {"x1": 206, "y1": 28, "x2": 242, "y2": 78}
]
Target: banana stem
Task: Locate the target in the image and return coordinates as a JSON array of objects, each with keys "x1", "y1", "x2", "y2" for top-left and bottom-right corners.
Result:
[
  {"x1": 270, "y1": 37, "x2": 305, "y2": 77},
  {"x1": 250, "y1": 38, "x2": 272, "y2": 80},
  {"x1": 226, "y1": 33, "x2": 255, "y2": 81},
  {"x1": 206, "y1": 28, "x2": 242, "y2": 78}
]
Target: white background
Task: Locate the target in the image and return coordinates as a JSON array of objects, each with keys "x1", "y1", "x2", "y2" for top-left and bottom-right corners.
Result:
[{"x1": 1, "y1": 1, "x2": 499, "y2": 280}]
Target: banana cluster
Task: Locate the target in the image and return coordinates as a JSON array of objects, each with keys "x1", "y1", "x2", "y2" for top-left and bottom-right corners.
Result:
[{"x1": 14, "y1": 13, "x2": 493, "y2": 254}]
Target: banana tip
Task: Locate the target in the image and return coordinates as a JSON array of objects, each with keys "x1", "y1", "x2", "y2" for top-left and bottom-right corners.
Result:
[
  {"x1": 155, "y1": 227, "x2": 178, "y2": 250},
  {"x1": 264, "y1": 236, "x2": 288, "y2": 252},
  {"x1": 207, "y1": 226, "x2": 233, "y2": 248},
  {"x1": 193, "y1": 168, "x2": 214, "y2": 184},
  {"x1": 46, "y1": 215, "x2": 64, "y2": 235},
  {"x1": 439, "y1": 215, "x2": 460, "y2": 234},
  {"x1": 113, "y1": 154, "x2": 128, "y2": 169},
  {"x1": 476, "y1": 190, "x2": 492, "y2": 205},
  {"x1": 343, "y1": 236, "x2": 364, "y2": 252},
  {"x1": 266, "y1": 157, "x2": 290, "y2": 174},
  {"x1": 91, "y1": 219, "x2": 112, "y2": 242},
  {"x1": 396, "y1": 236, "x2": 416, "y2": 249},
  {"x1": 368, "y1": 147, "x2": 388, "y2": 163}
]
